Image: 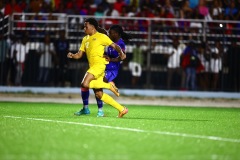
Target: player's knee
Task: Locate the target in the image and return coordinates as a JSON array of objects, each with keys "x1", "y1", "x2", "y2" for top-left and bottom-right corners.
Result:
[
  {"x1": 81, "y1": 82, "x2": 89, "y2": 88},
  {"x1": 95, "y1": 92, "x2": 103, "y2": 99}
]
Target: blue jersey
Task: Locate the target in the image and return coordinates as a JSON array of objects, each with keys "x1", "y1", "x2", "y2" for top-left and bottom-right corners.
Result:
[{"x1": 105, "y1": 38, "x2": 125, "y2": 82}]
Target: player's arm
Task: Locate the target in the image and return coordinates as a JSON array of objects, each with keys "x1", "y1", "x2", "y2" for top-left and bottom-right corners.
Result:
[
  {"x1": 110, "y1": 43, "x2": 126, "y2": 61},
  {"x1": 104, "y1": 55, "x2": 121, "y2": 62},
  {"x1": 67, "y1": 50, "x2": 85, "y2": 59}
]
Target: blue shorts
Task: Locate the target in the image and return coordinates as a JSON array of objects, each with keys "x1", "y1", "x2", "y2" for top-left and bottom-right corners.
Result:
[{"x1": 105, "y1": 70, "x2": 118, "y2": 82}]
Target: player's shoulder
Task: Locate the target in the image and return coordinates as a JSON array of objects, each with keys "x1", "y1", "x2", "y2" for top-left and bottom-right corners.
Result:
[
  {"x1": 117, "y1": 39, "x2": 125, "y2": 46},
  {"x1": 97, "y1": 32, "x2": 108, "y2": 38},
  {"x1": 82, "y1": 35, "x2": 89, "y2": 41}
]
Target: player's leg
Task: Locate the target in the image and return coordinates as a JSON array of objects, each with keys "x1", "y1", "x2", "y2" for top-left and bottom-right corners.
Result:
[
  {"x1": 87, "y1": 66, "x2": 120, "y2": 96},
  {"x1": 74, "y1": 72, "x2": 95, "y2": 116},
  {"x1": 74, "y1": 87, "x2": 90, "y2": 116},
  {"x1": 94, "y1": 70, "x2": 118, "y2": 117},
  {"x1": 94, "y1": 80, "x2": 128, "y2": 118},
  {"x1": 95, "y1": 91, "x2": 128, "y2": 118},
  {"x1": 84, "y1": 66, "x2": 127, "y2": 117},
  {"x1": 93, "y1": 88, "x2": 104, "y2": 117},
  {"x1": 89, "y1": 79, "x2": 119, "y2": 96}
]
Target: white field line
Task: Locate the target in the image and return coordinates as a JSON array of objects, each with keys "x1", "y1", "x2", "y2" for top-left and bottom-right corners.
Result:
[{"x1": 3, "y1": 116, "x2": 240, "y2": 143}]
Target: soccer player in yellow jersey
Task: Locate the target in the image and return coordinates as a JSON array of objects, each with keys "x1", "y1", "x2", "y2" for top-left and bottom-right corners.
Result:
[{"x1": 67, "y1": 18, "x2": 128, "y2": 118}]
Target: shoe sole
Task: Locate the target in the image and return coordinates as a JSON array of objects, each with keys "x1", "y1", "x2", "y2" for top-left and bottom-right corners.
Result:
[{"x1": 74, "y1": 112, "x2": 90, "y2": 116}]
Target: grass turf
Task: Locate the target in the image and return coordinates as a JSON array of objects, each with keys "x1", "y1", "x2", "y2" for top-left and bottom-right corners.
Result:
[{"x1": 0, "y1": 102, "x2": 240, "y2": 160}]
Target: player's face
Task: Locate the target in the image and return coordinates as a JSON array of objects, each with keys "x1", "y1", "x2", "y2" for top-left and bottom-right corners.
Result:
[
  {"x1": 84, "y1": 22, "x2": 94, "y2": 35},
  {"x1": 108, "y1": 29, "x2": 118, "y2": 42}
]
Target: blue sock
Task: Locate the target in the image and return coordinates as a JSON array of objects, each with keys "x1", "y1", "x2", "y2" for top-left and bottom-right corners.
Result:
[
  {"x1": 81, "y1": 88, "x2": 89, "y2": 109},
  {"x1": 96, "y1": 97, "x2": 103, "y2": 110}
]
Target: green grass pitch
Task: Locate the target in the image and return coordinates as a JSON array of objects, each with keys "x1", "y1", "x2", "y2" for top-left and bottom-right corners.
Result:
[{"x1": 0, "y1": 102, "x2": 240, "y2": 160}]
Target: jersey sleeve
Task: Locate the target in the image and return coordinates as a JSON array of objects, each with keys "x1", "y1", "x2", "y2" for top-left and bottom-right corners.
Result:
[{"x1": 118, "y1": 42, "x2": 125, "y2": 52}]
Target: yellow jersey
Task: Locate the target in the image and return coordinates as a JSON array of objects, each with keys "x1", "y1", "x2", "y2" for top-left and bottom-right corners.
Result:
[{"x1": 79, "y1": 32, "x2": 113, "y2": 67}]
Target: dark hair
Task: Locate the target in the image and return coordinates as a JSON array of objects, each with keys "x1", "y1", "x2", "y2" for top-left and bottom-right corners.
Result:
[
  {"x1": 97, "y1": 26, "x2": 108, "y2": 35},
  {"x1": 84, "y1": 18, "x2": 98, "y2": 29},
  {"x1": 109, "y1": 25, "x2": 131, "y2": 43}
]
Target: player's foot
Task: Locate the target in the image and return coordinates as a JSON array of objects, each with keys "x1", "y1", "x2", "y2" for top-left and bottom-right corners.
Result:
[
  {"x1": 74, "y1": 108, "x2": 90, "y2": 116},
  {"x1": 118, "y1": 107, "x2": 128, "y2": 118},
  {"x1": 109, "y1": 81, "x2": 120, "y2": 97},
  {"x1": 97, "y1": 110, "x2": 104, "y2": 117}
]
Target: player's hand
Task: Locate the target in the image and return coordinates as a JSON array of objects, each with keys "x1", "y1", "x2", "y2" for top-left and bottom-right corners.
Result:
[
  {"x1": 119, "y1": 51, "x2": 126, "y2": 61},
  {"x1": 67, "y1": 52, "x2": 74, "y2": 58}
]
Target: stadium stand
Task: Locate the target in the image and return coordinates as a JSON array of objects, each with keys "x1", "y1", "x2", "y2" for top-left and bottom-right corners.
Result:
[{"x1": 0, "y1": 0, "x2": 240, "y2": 92}]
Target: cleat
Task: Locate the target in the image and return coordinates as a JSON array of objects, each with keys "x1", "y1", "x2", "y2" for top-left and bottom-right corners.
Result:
[
  {"x1": 74, "y1": 108, "x2": 90, "y2": 116},
  {"x1": 97, "y1": 110, "x2": 104, "y2": 117},
  {"x1": 118, "y1": 107, "x2": 128, "y2": 118},
  {"x1": 109, "y1": 81, "x2": 120, "y2": 97}
]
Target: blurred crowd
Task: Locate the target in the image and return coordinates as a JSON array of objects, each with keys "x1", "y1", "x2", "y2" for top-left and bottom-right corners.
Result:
[
  {"x1": 0, "y1": 0, "x2": 240, "y2": 92},
  {"x1": 1, "y1": 0, "x2": 240, "y2": 21}
]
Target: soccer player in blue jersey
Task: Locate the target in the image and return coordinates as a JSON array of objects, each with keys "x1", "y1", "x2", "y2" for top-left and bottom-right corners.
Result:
[{"x1": 74, "y1": 24, "x2": 131, "y2": 117}]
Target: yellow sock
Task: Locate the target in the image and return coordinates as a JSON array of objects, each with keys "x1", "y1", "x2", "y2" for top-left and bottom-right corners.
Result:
[
  {"x1": 89, "y1": 79, "x2": 110, "y2": 89},
  {"x1": 101, "y1": 93, "x2": 124, "y2": 112}
]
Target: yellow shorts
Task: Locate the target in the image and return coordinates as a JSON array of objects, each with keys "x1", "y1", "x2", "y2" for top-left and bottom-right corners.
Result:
[{"x1": 87, "y1": 64, "x2": 106, "y2": 80}]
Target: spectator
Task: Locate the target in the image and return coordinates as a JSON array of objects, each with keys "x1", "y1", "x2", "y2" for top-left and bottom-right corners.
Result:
[
  {"x1": 178, "y1": 0, "x2": 192, "y2": 32},
  {"x1": 135, "y1": 5, "x2": 154, "y2": 32},
  {"x1": 6, "y1": 34, "x2": 18, "y2": 86},
  {"x1": 127, "y1": 5, "x2": 138, "y2": 17},
  {"x1": 98, "y1": 0, "x2": 110, "y2": 11},
  {"x1": 14, "y1": 36, "x2": 29, "y2": 86},
  {"x1": 128, "y1": 42, "x2": 144, "y2": 87},
  {"x1": 197, "y1": 42, "x2": 210, "y2": 91},
  {"x1": 224, "y1": 0, "x2": 238, "y2": 20},
  {"x1": 40, "y1": 0, "x2": 53, "y2": 13},
  {"x1": 163, "y1": 8, "x2": 176, "y2": 32},
  {"x1": 166, "y1": 37, "x2": 186, "y2": 90},
  {"x1": 52, "y1": 0, "x2": 61, "y2": 12},
  {"x1": 164, "y1": 0, "x2": 175, "y2": 15},
  {"x1": 55, "y1": 1, "x2": 67, "y2": 14},
  {"x1": 128, "y1": 0, "x2": 141, "y2": 8},
  {"x1": 85, "y1": 0, "x2": 98, "y2": 15},
  {"x1": 0, "y1": 34, "x2": 9, "y2": 85},
  {"x1": 29, "y1": 0, "x2": 43, "y2": 13},
  {"x1": 210, "y1": 0, "x2": 223, "y2": 20},
  {"x1": 181, "y1": 40, "x2": 203, "y2": 90},
  {"x1": 209, "y1": 41, "x2": 222, "y2": 91},
  {"x1": 189, "y1": 0, "x2": 199, "y2": 9},
  {"x1": 4, "y1": 0, "x2": 22, "y2": 15},
  {"x1": 179, "y1": 0, "x2": 193, "y2": 19},
  {"x1": 104, "y1": 3, "x2": 119, "y2": 17},
  {"x1": 54, "y1": 30, "x2": 69, "y2": 87},
  {"x1": 37, "y1": 34, "x2": 55, "y2": 86},
  {"x1": 197, "y1": 0, "x2": 212, "y2": 20},
  {"x1": 103, "y1": 4, "x2": 119, "y2": 29},
  {"x1": 94, "y1": 5, "x2": 104, "y2": 17},
  {"x1": 65, "y1": 0, "x2": 84, "y2": 14},
  {"x1": 19, "y1": 0, "x2": 28, "y2": 12},
  {"x1": 189, "y1": 11, "x2": 203, "y2": 39},
  {"x1": 120, "y1": 5, "x2": 128, "y2": 17},
  {"x1": 141, "y1": 0, "x2": 155, "y2": 9},
  {"x1": 113, "y1": 0, "x2": 126, "y2": 13}
]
